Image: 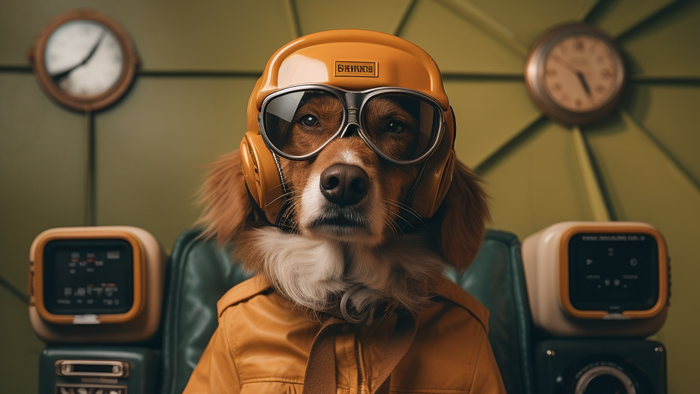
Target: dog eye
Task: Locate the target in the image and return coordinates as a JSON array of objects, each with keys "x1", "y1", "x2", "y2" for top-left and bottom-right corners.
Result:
[
  {"x1": 381, "y1": 120, "x2": 407, "y2": 134},
  {"x1": 300, "y1": 114, "x2": 319, "y2": 127}
]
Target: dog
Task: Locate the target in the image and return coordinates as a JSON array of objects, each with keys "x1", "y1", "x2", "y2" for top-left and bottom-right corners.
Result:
[
  {"x1": 199, "y1": 98, "x2": 488, "y2": 318},
  {"x1": 184, "y1": 29, "x2": 504, "y2": 394}
]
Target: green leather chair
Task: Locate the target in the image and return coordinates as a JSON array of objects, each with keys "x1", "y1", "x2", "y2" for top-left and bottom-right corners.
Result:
[{"x1": 160, "y1": 228, "x2": 535, "y2": 394}]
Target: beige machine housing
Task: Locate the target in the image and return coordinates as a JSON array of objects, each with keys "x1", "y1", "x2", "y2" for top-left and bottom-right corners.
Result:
[
  {"x1": 522, "y1": 221, "x2": 669, "y2": 337},
  {"x1": 28, "y1": 226, "x2": 165, "y2": 343}
]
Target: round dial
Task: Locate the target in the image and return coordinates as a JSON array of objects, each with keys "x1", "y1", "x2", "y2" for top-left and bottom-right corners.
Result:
[
  {"x1": 45, "y1": 20, "x2": 124, "y2": 98},
  {"x1": 525, "y1": 23, "x2": 625, "y2": 125},
  {"x1": 29, "y1": 9, "x2": 138, "y2": 112}
]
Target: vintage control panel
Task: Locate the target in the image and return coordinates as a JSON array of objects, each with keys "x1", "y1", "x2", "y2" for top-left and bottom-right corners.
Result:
[
  {"x1": 568, "y1": 233, "x2": 658, "y2": 313},
  {"x1": 522, "y1": 221, "x2": 669, "y2": 337},
  {"x1": 43, "y1": 240, "x2": 134, "y2": 316},
  {"x1": 29, "y1": 226, "x2": 165, "y2": 343}
]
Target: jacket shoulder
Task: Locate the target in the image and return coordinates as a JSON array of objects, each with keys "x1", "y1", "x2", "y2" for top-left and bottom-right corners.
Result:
[
  {"x1": 435, "y1": 276, "x2": 490, "y2": 333},
  {"x1": 217, "y1": 275, "x2": 272, "y2": 318}
]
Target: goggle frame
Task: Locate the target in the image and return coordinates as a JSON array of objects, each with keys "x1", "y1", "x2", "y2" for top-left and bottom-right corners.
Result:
[{"x1": 257, "y1": 84, "x2": 447, "y2": 165}]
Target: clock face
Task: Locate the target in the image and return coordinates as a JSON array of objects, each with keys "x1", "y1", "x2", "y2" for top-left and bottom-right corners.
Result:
[
  {"x1": 45, "y1": 20, "x2": 125, "y2": 98},
  {"x1": 524, "y1": 23, "x2": 625, "y2": 125},
  {"x1": 543, "y1": 34, "x2": 618, "y2": 113},
  {"x1": 29, "y1": 9, "x2": 138, "y2": 111}
]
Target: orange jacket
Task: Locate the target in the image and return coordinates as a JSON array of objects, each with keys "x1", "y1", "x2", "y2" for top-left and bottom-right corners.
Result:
[{"x1": 183, "y1": 275, "x2": 506, "y2": 394}]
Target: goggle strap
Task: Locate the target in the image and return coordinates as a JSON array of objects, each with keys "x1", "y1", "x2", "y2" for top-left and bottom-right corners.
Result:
[
  {"x1": 271, "y1": 151, "x2": 288, "y2": 195},
  {"x1": 275, "y1": 199, "x2": 296, "y2": 233},
  {"x1": 405, "y1": 159, "x2": 429, "y2": 212}
]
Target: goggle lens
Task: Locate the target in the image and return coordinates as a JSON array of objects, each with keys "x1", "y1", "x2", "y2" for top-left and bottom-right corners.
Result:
[
  {"x1": 262, "y1": 88, "x2": 442, "y2": 162},
  {"x1": 361, "y1": 93, "x2": 440, "y2": 162},
  {"x1": 264, "y1": 90, "x2": 343, "y2": 157}
]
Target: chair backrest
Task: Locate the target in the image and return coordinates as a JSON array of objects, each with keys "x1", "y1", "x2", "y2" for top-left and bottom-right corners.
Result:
[{"x1": 159, "y1": 228, "x2": 535, "y2": 394}]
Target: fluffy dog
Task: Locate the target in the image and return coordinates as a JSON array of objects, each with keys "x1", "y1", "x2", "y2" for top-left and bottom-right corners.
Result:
[
  {"x1": 198, "y1": 94, "x2": 488, "y2": 320},
  {"x1": 185, "y1": 29, "x2": 505, "y2": 394}
]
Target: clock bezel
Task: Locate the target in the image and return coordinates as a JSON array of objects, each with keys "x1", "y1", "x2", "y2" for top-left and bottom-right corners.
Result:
[
  {"x1": 525, "y1": 22, "x2": 626, "y2": 125},
  {"x1": 28, "y1": 8, "x2": 139, "y2": 112}
]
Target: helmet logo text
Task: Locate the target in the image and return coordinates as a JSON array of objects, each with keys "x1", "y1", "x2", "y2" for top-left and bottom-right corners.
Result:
[{"x1": 334, "y1": 61, "x2": 378, "y2": 77}]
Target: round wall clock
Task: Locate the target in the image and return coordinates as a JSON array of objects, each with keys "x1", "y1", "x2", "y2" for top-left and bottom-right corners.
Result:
[
  {"x1": 28, "y1": 9, "x2": 139, "y2": 112},
  {"x1": 525, "y1": 22, "x2": 625, "y2": 125}
]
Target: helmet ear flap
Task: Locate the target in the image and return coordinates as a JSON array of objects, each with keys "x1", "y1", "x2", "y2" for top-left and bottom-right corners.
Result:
[
  {"x1": 240, "y1": 131, "x2": 284, "y2": 224},
  {"x1": 410, "y1": 107, "x2": 456, "y2": 218}
]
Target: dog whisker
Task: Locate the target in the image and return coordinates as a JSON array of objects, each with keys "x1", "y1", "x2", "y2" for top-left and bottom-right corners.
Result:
[
  {"x1": 385, "y1": 212, "x2": 405, "y2": 236},
  {"x1": 264, "y1": 191, "x2": 295, "y2": 210},
  {"x1": 383, "y1": 216, "x2": 401, "y2": 237},
  {"x1": 383, "y1": 199, "x2": 426, "y2": 227},
  {"x1": 378, "y1": 207, "x2": 402, "y2": 237},
  {"x1": 266, "y1": 183, "x2": 286, "y2": 192}
]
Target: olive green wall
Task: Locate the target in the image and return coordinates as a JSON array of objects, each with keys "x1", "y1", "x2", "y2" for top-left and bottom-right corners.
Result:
[{"x1": 1, "y1": 0, "x2": 698, "y2": 392}]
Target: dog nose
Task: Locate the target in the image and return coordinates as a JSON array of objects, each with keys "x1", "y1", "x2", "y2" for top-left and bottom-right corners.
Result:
[{"x1": 320, "y1": 164, "x2": 369, "y2": 206}]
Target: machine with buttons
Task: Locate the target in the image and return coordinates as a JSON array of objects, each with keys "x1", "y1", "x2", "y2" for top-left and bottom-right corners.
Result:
[
  {"x1": 523, "y1": 222, "x2": 670, "y2": 394},
  {"x1": 29, "y1": 227, "x2": 164, "y2": 394}
]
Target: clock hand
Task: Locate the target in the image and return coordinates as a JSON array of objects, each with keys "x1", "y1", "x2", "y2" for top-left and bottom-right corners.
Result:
[
  {"x1": 552, "y1": 55, "x2": 580, "y2": 74},
  {"x1": 576, "y1": 71, "x2": 593, "y2": 97},
  {"x1": 553, "y1": 56, "x2": 594, "y2": 98},
  {"x1": 50, "y1": 31, "x2": 106, "y2": 84}
]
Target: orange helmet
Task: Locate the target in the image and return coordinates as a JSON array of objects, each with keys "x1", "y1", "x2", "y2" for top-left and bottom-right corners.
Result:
[{"x1": 240, "y1": 29, "x2": 455, "y2": 226}]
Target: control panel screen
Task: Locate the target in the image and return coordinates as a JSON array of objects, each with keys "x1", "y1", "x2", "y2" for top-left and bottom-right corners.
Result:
[
  {"x1": 43, "y1": 240, "x2": 134, "y2": 315},
  {"x1": 568, "y1": 233, "x2": 658, "y2": 312}
]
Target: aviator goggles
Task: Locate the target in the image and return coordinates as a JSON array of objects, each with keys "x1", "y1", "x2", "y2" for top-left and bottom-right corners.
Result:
[{"x1": 257, "y1": 85, "x2": 446, "y2": 165}]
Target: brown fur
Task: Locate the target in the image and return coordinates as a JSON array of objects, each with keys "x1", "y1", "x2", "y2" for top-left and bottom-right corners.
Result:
[
  {"x1": 438, "y1": 160, "x2": 490, "y2": 272},
  {"x1": 196, "y1": 152, "x2": 252, "y2": 245},
  {"x1": 198, "y1": 93, "x2": 489, "y2": 312}
]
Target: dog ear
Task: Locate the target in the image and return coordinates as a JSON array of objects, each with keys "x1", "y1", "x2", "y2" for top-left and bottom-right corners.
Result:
[
  {"x1": 439, "y1": 159, "x2": 490, "y2": 272},
  {"x1": 197, "y1": 150, "x2": 252, "y2": 244}
]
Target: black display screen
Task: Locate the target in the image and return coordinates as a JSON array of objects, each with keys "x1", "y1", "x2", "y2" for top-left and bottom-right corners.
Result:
[
  {"x1": 568, "y1": 233, "x2": 658, "y2": 312},
  {"x1": 43, "y1": 239, "x2": 134, "y2": 315}
]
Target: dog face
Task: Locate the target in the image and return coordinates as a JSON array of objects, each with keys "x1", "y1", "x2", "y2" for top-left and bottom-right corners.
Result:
[
  {"x1": 199, "y1": 89, "x2": 489, "y2": 315},
  {"x1": 277, "y1": 93, "x2": 424, "y2": 246}
]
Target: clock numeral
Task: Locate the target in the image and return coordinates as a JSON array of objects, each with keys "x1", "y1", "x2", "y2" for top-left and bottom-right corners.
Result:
[
  {"x1": 575, "y1": 40, "x2": 584, "y2": 51},
  {"x1": 575, "y1": 99, "x2": 582, "y2": 108},
  {"x1": 546, "y1": 69, "x2": 557, "y2": 76},
  {"x1": 553, "y1": 83, "x2": 562, "y2": 91},
  {"x1": 595, "y1": 85, "x2": 606, "y2": 93},
  {"x1": 601, "y1": 69, "x2": 612, "y2": 78}
]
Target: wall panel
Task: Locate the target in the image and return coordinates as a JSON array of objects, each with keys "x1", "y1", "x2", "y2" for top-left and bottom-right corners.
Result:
[
  {"x1": 0, "y1": 286, "x2": 45, "y2": 394},
  {"x1": 0, "y1": 73, "x2": 86, "y2": 290},
  {"x1": 623, "y1": 84, "x2": 700, "y2": 185},
  {"x1": 95, "y1": 76, "x2": 258, "y2": 250},
  {"x1": 400, "y1": 0, "x2": 526, "y2": 74},
  {"x1": 620, "y1": 0, "x2": 700, "y2": 78},
  {"x1": 296, "y1": 0, "x2": 412, "y2": 35},
  {"x1": 479, "y1": 120, "x2": 594, "y2": 237},
  {"x1": 445, "y1": 79, "x2": 541, "y2": 168},
  {"x1": 0, "y1": 0, "x2": 294, "y2": 71}
]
